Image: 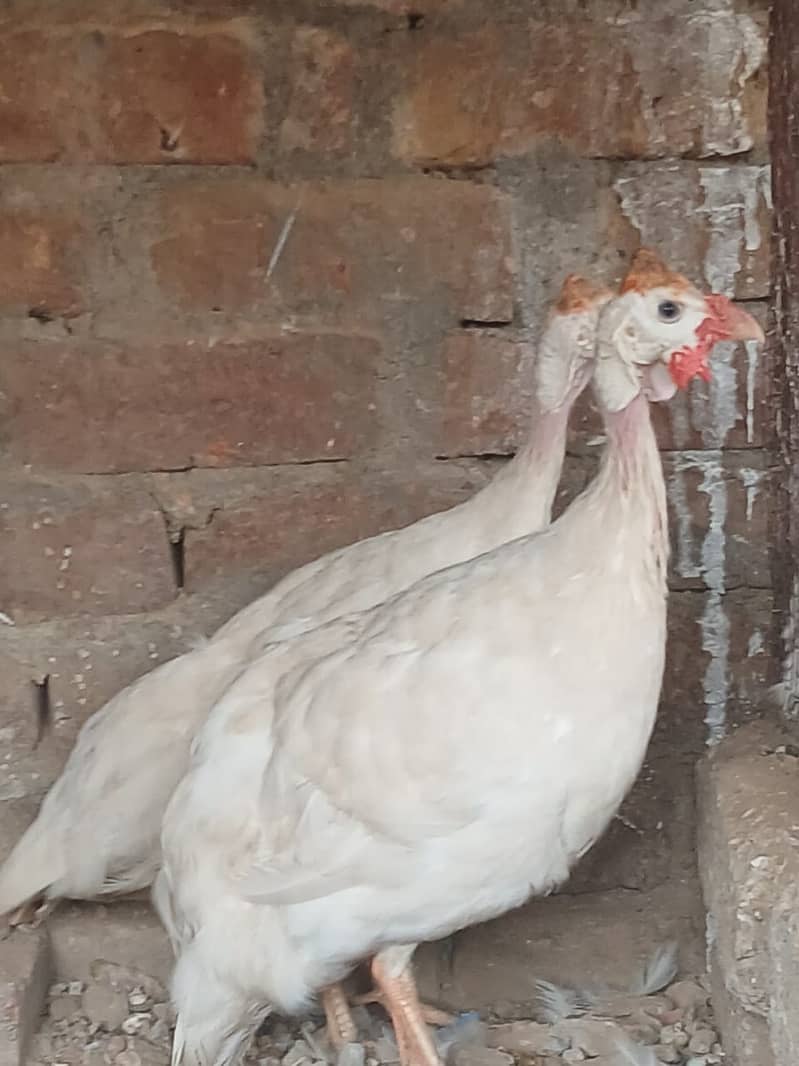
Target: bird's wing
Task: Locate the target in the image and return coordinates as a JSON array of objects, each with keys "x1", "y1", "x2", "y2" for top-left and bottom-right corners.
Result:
[{"x1": 240, "y1": 542, "x2": 581, "y2": 905}]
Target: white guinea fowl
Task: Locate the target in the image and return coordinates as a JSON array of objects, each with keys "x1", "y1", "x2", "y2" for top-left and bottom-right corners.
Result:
[
  {"x1": 0, "y1": 275, "x2": 608, "y2": 1040},
  {"x1": 155, "y1": 249, "x2": 763, "y2": 1066}
]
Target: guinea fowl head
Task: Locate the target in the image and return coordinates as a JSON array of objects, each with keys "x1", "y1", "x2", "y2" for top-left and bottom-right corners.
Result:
[
  {"x1": 594, "y1": 248, "x2": 765, "y2": 413},
  {"x1": 534, "y1": 274, "x2": 614, "y2": 412}
]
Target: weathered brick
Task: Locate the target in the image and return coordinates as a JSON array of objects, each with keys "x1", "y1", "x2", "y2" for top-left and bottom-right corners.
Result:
[
  {"x1": 0, "y1": 206, "x2": 84, "y2": 317},
  {"x1": 664, "y1": 451, "x2": 771, "y2": 593},
  {"x1": 0, "y1": 589, "x2": 279, "y2": 807},
  {"x1": 664, "y1": 588, "x2": 775, "y2": 734},
  {"x1": 393, "y1": 11, "x2": 766, "y2": 165},
  {"x1": 0, "y1": 476, "x2": 174, "y2": 623},
  {"x1": 438, "y1": 330, "x2": 533, "y2": 457},
  {"x1": 0, "y1": 25, "x2": 263, "y2": 163},
  {"x1": 612, "y1": 163, "x2": 772, "y2": 301},
  {"x1": 0, "y1": 928, "x2": 51, "y2": 1066},
  {"x1": 280, "y1": 27, "x2": 354, "y2": 158},
  {"x1": 97, "y1": 27, "x2": 264, "y2": 163},
  {"x1": 148, "y1": 177, "x2": 513, "y2": 325},
  {"x1": 162, "y1": 461, "x2": 489, "y2": 591},
  {"x1": 0, "y1": 333, "x2": 381, "y2": 473}
]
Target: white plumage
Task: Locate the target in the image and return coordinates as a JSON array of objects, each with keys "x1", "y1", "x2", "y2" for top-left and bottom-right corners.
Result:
[
  {"x1": 157, "y1": 252, "x2": 763, "y2": 1066},
  {"x1": 0, "y1": 276, "x2": 608, "y2": 919}
]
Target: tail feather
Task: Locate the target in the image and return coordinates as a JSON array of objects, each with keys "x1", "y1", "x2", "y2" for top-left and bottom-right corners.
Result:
[
  {"x1": 0, "y1": 817, "x2": 62, "y2": 917},
  {"x1": 171, "y1": 947, "x2": 266, "y2": 1066}
]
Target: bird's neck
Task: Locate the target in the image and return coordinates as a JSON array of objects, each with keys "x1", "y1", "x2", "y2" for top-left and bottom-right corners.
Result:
[
  {"x1": 595, "y1": 392, "x2": 670, "y2": 590},
  {"x1": 483, "y1": 402, "x2": 571, "y2": 514}
]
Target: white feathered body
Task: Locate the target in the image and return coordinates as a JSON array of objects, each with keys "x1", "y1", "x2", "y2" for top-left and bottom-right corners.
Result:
[
  {"x1": 158, "y1": 395, "x2": 668, "y2": 1062},
  {"x1": 0, "y1": 400, "x2": 579, "y2": 914}
]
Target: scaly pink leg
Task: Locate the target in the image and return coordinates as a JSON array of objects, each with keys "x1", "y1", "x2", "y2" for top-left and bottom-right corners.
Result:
[
  {"x1": 352, "y1": 987, "x2": 454, "y2": 1028},
  {"x1": 370, "y1": 950, "x2": 442, "y2": 1066},
  {"x1": 321, "y1": 983, "x2": 358, "y2": 1048}
]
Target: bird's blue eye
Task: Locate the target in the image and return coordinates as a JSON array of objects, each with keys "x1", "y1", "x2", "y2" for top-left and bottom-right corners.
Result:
[{"x1": 658, "y1": 300, "x2": 682, "y2": 322}]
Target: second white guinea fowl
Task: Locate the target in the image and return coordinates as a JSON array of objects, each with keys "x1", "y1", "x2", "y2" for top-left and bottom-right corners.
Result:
[
  {"x1": 155, "y1": 250, "x2": 763, "y2": 1066},
  {"x1": 0, "y1": 275, "x2": 609, "y2": 1041}
]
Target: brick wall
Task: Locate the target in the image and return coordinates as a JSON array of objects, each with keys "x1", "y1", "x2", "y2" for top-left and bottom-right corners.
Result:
[{"x1": 0, "y1": 0, "x2": 773, "y2": 895}]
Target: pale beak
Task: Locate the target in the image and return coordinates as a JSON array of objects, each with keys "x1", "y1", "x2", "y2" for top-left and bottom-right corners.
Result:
[{"x1": 705, "y1": 295, "x2": 765, "y2": 342}]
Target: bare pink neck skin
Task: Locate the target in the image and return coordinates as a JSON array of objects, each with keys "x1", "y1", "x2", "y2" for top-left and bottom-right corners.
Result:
[
  {"x1": 481, "y1": 399, "x2": 572, "y2": 520},
  {"x1": 594, "y1": 392, "x2": 669, "y2": 584}
]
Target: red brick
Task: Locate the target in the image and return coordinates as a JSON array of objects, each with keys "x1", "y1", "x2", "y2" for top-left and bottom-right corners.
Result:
[
  {"x1": 149, "y1": 177, "x2": 513, "y2": 325},
  {"x1": 393, "y1": 14, "x2": 765, "y2": 165},
  {"x1": 97, "y1": 28, "x2": 264, "y2": 163},
  {"x1": 0, "y1": 476, "x2": 175, "y2": 623},
  {"x1": 170, "y1": 462, "x2": 488, "y2": 591},
  {"x1": 438, "y1": 331, "x2": 533, "y2": 457},
  {"x1": 0, "y1": 25, "x2": 263, "y2": 163},
  {"x1": 0, "y1": 332, "x2": 381, "y2": 473},
  {"x1": 280, "y1": 27, "x2": 354, "y2": 157},
  {"x1": 0, "y1": 206, "x2": 84, "y2": 316}
]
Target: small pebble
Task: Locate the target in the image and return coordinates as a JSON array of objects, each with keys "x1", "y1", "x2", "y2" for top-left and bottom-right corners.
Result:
[
  {"x1": 83, "y1": 985, "x2": 130, "y2": 1031},
  {"x1": 50, "y1": 997, "x2": 84, "y2": 1022},
  {"x1": 652, "y1": 1044, "x2": 682, "y2": 1063},
  {"x1": 448, "y1": 1048, "x2": 512, "y2": 1066},
  {"x1": 68, "y1": 981, "x2": 85, "y2": 997},
  {"x1": 688, "y1": 1028, "x2": 717, "y2": 1055},
  {"x1": 283, "y1": 1039, "x2": 313, "y2": 1066},
  {"x1": 336, "y1": 1044, "x2": 365, "y2": 1066},
  {"x1": 114, "y1": 1052, "x2": 141, "y2": 1066},
  {"x1": 667, "y1": 981, "x2": 709, "y2": 1013},
  {"x1": 561, "y1": 1051, "x2": 586, "y2": 1064},
  {"x1": 128, "y1": 991, "x2": 150, "y2": 1012},
  {"x1": 121, "y1": 1015, "x2": 150, "y2": 1037}
]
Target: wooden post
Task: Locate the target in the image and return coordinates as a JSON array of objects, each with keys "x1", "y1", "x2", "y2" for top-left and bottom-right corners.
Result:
[{"x1": 769, "y1": 0, "x2": 799, "y2": 716}]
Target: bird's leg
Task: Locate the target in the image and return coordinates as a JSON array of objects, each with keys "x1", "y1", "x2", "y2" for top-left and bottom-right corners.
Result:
[
  {"x1": 320, "y1": 983, "x2": 358, "y2": 1048},
  {"x1": 352, "y1": 987, "x2": 455, "y2": 1028},
  {"x1": 370, "y1": 948, "x2": 442, "y2": 1066}
]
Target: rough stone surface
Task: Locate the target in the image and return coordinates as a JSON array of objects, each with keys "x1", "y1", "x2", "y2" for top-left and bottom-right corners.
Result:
[
  {"x1": 697, "y1": 719, "x2": 799, "y2": 1066},
  {"x1": 0, "y1": 588, "x2": 262, "y2": 808},
  {"x1": 394, "y1": 8, "x2": 766, "y2": 166},
  {"x1": 0, "y1": 930, "x2": 52, "y2": 1066},
  {"x1": 0, "y1": 475, "x2": 175, "y2": 623}
]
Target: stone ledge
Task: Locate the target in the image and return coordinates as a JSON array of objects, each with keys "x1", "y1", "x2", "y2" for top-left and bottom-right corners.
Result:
[
  {"x1": 0, "y1": 929, "x2": 51, "y2": 1066},
  {"x1": 697, "y1": 718, "x2": 799, "y2": 1066}
]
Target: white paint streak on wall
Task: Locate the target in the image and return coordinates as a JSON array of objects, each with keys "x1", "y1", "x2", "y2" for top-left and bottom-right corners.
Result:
[
  {"x1": 697, "y1": 453, "x2": 730, "y2": 745},
  {"x1": 744, "y1": 340, "x2": 759, "y2": 444},
  {"x1": 739, "y1": 466, "x2": 765, "y2": 523},
  {"x1": 669, "y1": 452, "x2": 701, "y2": 581},
  {"x1": 747, "y1": 629, "x2": 764, "y2": 658}
]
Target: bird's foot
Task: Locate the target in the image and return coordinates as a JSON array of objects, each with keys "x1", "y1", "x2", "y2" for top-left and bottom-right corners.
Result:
[
  {"x1": 321, "y1": 983, "x2": 359, "y2": 1049},
  {"x1": 369, "y1": 954, "x2": 444, "y2": 1066},
  {"x1": 7, "y1": 897, "x2": 53, "y2": 931},
  {"x1": 352, "y1": 988, "x2": 455, "y2": 1028}
]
